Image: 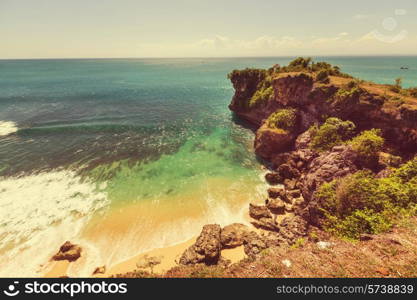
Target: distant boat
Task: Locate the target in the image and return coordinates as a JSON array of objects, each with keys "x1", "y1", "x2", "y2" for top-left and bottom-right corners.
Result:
[{"x1": 400, "y1": 66, "x2": 409, "y2": 70}]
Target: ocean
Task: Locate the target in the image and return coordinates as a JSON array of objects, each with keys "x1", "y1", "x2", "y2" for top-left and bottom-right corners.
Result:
[{"x1": 0, "y1": 56, "x2": 416, "y2": 276}]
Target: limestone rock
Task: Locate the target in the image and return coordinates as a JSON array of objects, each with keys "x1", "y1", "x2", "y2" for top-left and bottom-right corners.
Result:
[
  {"x1": 249, "y1": 203, "x2": 272, "y2": 219},
  {"x1": 267, "y1": 187, "x2": 285, "y2": 199},
  {"x1": 255, "y1": 125, "x2": 293, "y2": 160},
  {"x1": 265, "y1": 198, "x2": 286, "y2": 214},
  {"x1": 220, "y1": 223, "x2": 250, "y2": 249},
  {"x1": 265, "y1": 172, "x2": 283, "y2": 185},
  {"x1": 52, "y1": 241, "x2": 82, "y2": 262},
  {"x1": 179, "y1": 224, "x2": 221, "y2": 265},
  {"x1": 243, "y1": 232, "x2": 268, "y2": 258}
]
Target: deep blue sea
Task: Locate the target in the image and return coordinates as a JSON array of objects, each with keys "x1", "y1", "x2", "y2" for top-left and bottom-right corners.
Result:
[{"x1": 0, "y1": 56, "x2": 416, "y2": 276}]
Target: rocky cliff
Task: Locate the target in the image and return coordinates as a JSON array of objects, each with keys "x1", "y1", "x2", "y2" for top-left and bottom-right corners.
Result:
[{"x1": 116, "y1": 58, "x2": 417, "y2": 278}]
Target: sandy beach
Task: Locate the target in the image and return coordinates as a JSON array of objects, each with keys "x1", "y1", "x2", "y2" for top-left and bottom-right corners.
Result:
[{"x1": 45, "y1": 236, "x2": 246, "y2": 278}]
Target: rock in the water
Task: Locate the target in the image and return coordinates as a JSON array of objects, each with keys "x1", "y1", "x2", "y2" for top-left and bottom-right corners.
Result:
[
  {"x1": 220, "y1": 223, "x2": 250, "y2": 249},
  {"x1": 265, "y1": 198, "x2": 286, "y2": 214},
  {"x1": 249, "y1": 203, "x2": 272, "y2": 219},
  {"x1": 179, "y1": 224, "x2": 221, "y2": 265},
  {"x1": 265, "y1": 172, "x2": 283, "y2": 185},
  {"x1": 52, "y1": 241, "x2": 82, "y2": 262}
]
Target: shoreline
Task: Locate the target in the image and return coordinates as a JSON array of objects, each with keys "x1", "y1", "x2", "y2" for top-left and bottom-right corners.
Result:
[{"x1": 45, "y1": 236, "x2": 246, "y2": 278}]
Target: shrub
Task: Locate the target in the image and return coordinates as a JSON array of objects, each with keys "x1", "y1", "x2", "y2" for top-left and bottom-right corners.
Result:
[
  {"x1": 393, "y1": 156, "x2": 417, "y2": 183},
  {"x1": 316, "y1": 70, "x2": 330, "y2": 83},
  {"x1": 265, "y1": 108, "x2": 297, "y2": 132},
  {"x1": 316, "y1": 158, "x2": 417, "y2": 239},
  {"x1": 288, "y1": 57, "x2": 312, "y2": 69},
  {"x1": 331, "y1": 85, "x2": 363, "y2": 110},
  {"x1": 249, "y1": 85, "x2": 273, "y2": 108},
  {"x1": 349, "y1": 129, "x2": 384, "y2": 168},
  {"x1": 309, "y1": 118, "x2": 356, "y2": 151}
]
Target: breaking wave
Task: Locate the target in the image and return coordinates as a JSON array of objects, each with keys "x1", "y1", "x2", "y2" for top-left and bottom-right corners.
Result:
[
  {"x1": 0, "y1": 170, "x2": 109, "y2": 277},
  {"x1": 0, "y1": 121, "x2": 18, "y2": 137}
]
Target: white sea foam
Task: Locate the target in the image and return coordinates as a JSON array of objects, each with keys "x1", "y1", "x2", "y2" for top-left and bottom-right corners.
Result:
[
  {"x1": 0, "y1": 170, "x2": 109, "y2": 277},
  {"x1": 0, "y1": 121, "x2": 18, "y2": 137}
]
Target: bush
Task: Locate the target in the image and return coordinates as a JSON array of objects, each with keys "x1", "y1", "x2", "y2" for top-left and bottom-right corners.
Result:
[
  {"x1": 316, "y1": 158, "x2": 417, "y2": 239},
  {"x1": 349, "y1": 129, "x2": 384, "y2": 168},
  {"x1": 316, "y1": 70, "x2": 330, "y2": 83},
  {"x1": 288, "y1": 57, "x2": 312, "y2": 69},
  {"x1": 309, "y1": 118, "x2": 356, "y2": 151},
  {"x1": 249, "y1": 85, "x2": 273, "y2": 108},
  {"x1": 331, "y1": 85, "x2": 363, "y2": 110},
  {"x1": 265, "y1": 108, "x2": 297, "y2": 132}
]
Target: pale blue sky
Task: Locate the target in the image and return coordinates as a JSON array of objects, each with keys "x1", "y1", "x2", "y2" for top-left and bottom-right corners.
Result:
[{"x1": 1, "y1": 0, "x2": 417, "y2": 58}]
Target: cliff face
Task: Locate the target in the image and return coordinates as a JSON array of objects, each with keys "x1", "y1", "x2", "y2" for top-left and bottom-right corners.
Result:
[
  {"x1": 228, "y1": 60, "x2": 417, "y2": 236},
  {"x1": 229, "y1": 69, "x2": 417, "y2": 156}
]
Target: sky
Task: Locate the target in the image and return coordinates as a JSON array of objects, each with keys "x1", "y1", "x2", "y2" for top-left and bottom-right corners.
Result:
[{"x1": 1, "y1": 0, "x2": 417, "y2": 59}]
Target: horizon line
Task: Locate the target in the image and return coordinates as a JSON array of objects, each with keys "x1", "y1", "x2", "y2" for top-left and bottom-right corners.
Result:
[{"x1": 1, "y1": 54, "x2": 417, "y2": 61}]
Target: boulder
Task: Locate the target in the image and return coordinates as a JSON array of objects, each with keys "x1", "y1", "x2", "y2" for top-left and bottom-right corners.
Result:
[
  {"x1": 220, "y1": 223, "x2": 250, "y2": 249},
  {"x1": 265, "y1": 172, "x2": 283, "y2": 185},
  {"x1": 52, "y1": 241, "x2": 82, "y2": 262},
  {"x1": 267, "y1": 187, "x2": 285, "y2": 199},
  {"x1": 284, "y1": 178, "x2": 298, "y2": 190},
  {"x1": 179, "y1": 224, "x2": 221, "y2": 265},
  {"x1": 249, "y1": 203, "x2": 272, "y2": 219},
  {"x1": 243, "y1": 232, "x2": 268, "y2": 258},
  {"x1": 265, "y1": 198, "x2": 286, "y2": 214},
  {"x1": 278, "y1": 163, "x2": 300, "y2": 179},
  {"x1": 251, "y1": 217, "x2": 278, "y2": 231}
]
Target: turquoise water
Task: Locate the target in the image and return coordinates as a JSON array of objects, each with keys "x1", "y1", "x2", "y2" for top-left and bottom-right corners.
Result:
[{"x1": 0, "y1": 56, "x2": 416, "y2": 276}]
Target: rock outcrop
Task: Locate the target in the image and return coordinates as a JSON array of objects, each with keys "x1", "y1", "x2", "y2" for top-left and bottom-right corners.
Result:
[
  {"x1": 179, "y1": 224, "x2": 222, "y2": 265},
  {"x1": 52, "y1": 241, "x2": 82, "y2": 262},
  {"x1": 255, "y1": 125, "x2": 294, "y2": 159},
  {"x1": 220, "y1": 223, "x2": 250, "y2": 249}
]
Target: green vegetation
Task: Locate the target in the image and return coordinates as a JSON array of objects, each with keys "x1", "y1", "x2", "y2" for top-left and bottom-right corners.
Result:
[
  {"x1": 249, "y1": 81, "x2": 273, "y2": 108},
  {"x1": 265, "y1": 108, "x2": 297, "y2": 132},
  {"x1": 349, "y1": 129, "x2": 384, "y2": 168},
  {"x1": 316, "y1": 157, "x2": 417, "y2": 240},
  {"x1": 227, "y1": 68, "x2": 266, "y2": 82},
  {"x1": 309, "y1": 118, "x2": 356, "y2": 151},
  {"x1": 330, "y1": 84, "x2": 363, "y2": 110},
  {"x1": 316, "y1": 70, "x2": 330, "y2": 83},
  {"x1": 275, "y1": 57, "x2": 350, "y2": 78}
]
